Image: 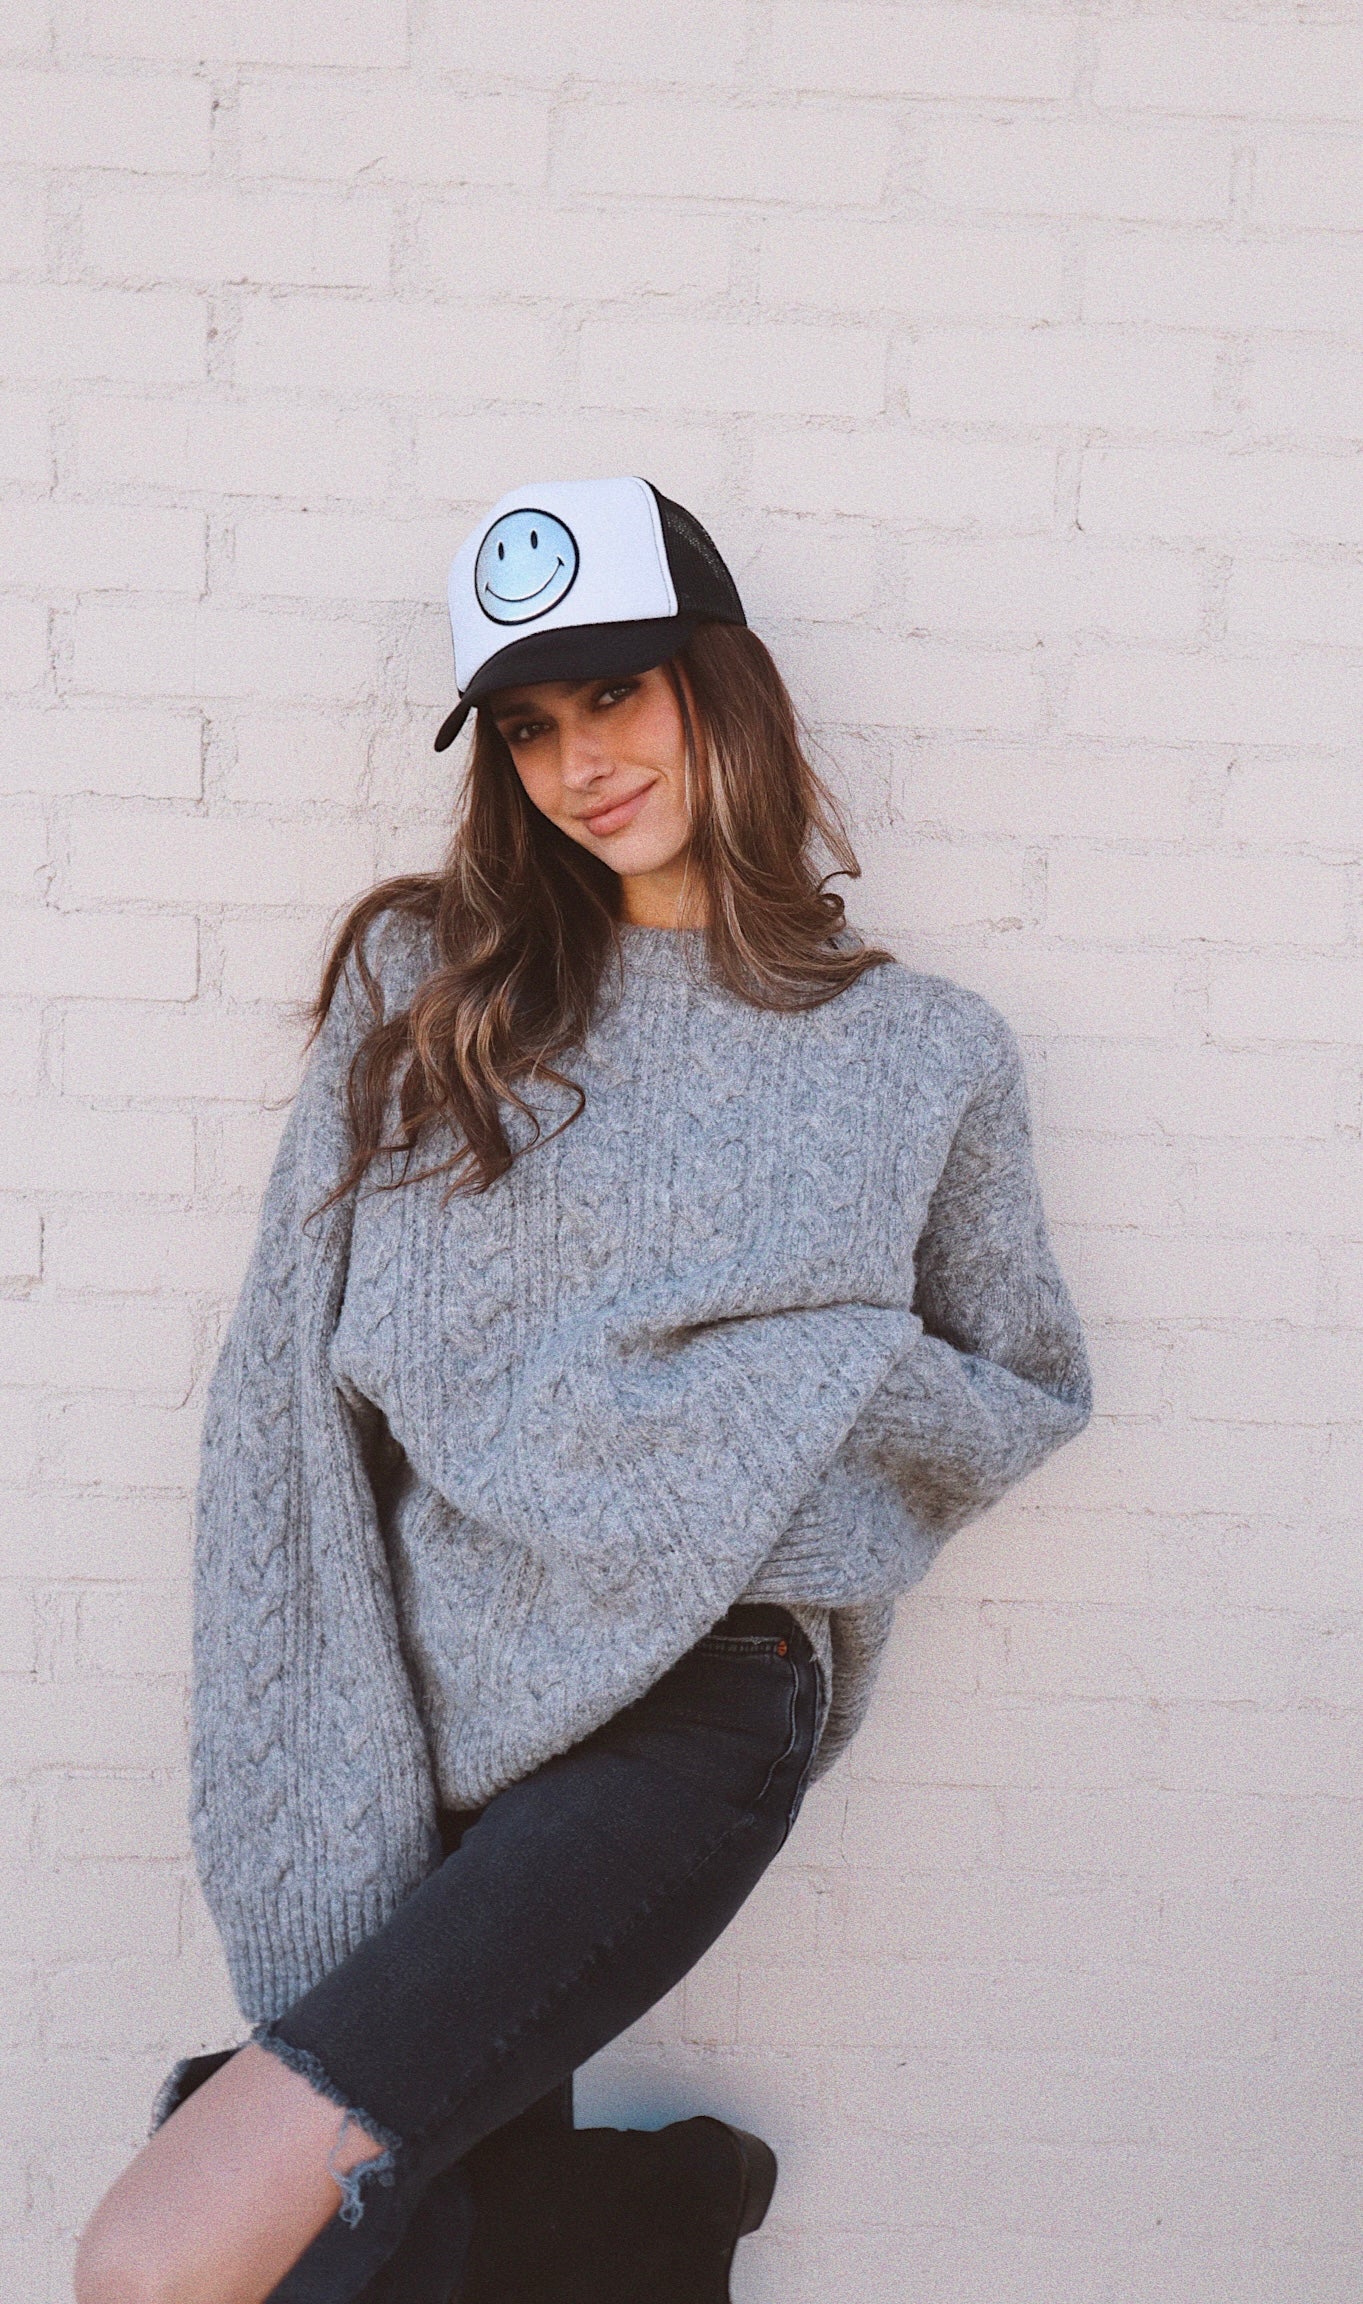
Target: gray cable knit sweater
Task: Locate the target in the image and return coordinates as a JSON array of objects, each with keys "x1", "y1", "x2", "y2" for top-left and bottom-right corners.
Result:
[{"x1": 191, "y1": 914, "x2": 1091, "y2": 2023}]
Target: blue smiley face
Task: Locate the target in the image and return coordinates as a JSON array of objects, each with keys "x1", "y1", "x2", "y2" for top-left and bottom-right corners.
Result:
[{"x1": 474, "y1": 509, "x2": 579, "y2": 625}]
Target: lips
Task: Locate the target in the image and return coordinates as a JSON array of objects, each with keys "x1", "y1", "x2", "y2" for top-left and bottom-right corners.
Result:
[{"x1": 579, "y1": 781, "x2": 653, "y2": 836}]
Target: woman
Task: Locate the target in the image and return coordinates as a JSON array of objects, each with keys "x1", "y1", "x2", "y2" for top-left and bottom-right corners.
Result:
[{"x1": 76, "y1": 476, "x2": 1092, "y2": 2304}]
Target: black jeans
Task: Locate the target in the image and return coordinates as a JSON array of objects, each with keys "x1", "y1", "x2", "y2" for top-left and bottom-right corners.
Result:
[{"x1": 161, "y1": 1604, "x2": 821, "y2": 2304}]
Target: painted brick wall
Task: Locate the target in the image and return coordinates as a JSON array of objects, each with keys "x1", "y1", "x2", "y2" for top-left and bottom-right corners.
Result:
[{"x1": 2, "y1": 3, "x2": 1360, "y2": 2298}]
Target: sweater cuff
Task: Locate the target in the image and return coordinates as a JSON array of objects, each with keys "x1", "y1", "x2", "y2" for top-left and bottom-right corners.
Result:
[{"x1": 221, "y1": 1876, "x2": 419, "y2": 2027}]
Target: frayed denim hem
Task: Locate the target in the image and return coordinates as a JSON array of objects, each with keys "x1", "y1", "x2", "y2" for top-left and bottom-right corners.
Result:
[
  {"x1": 149, "y1": 2054, "x2": 201, "y2": 2136},
  {"x1": 249, "y1": 2021, "x2": 403, "y2": 2229},
  {"x1": 148, "y1": 2046, "x2": 241, "y2": 2138}
]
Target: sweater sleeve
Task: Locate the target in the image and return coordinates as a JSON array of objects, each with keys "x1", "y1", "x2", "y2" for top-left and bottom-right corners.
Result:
[
  {"x1": 188, "y1": 959, "x2": 441, "y2": 2026},
  {"x1": 740, "y1": 996, "x2": 1093, "y2": 1630},
  {"x1": 856, "y1": 1002, "x2": 1093, "y2": 1546}
]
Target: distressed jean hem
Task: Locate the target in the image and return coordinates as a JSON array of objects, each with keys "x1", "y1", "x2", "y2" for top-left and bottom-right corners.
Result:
[
  {"x1": 250, "y1": 2020, "x2": 404, "y2": 2228},
  {"x1": 149, "y1": 2054, "x2": 209, "y2": 2136}
]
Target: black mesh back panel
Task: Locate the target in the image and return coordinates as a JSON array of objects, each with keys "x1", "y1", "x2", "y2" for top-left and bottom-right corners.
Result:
[{"x1": 650, "y1": 486, "x2": 746, "y2": 625}]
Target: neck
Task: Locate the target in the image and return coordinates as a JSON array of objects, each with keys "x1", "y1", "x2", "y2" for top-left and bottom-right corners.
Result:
[{"x1": 617, "y1": 857, "x2": 707, "y2": 930}]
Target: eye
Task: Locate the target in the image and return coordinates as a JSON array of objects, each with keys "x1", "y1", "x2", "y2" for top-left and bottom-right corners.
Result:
[
  {"x1": 497, "y1": 541, "x2": 504, "y2": 559},
  {"x1": 530, "y1": 529, "x2": 538, "y2": 548}
]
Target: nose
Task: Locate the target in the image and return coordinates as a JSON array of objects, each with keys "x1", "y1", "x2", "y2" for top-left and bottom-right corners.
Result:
[{"x1": 557, "y1": 720, "x2": 611, "y2": 788}]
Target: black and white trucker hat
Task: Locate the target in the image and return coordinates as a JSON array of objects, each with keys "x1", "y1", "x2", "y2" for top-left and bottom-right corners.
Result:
[{"x1": 433, "y1": 475, "x2": 746, "y2": 751}]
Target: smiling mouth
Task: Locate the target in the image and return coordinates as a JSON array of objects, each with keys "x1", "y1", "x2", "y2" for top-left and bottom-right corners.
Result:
[
  {"x1": 482, "y1": 557, "x2": 565, "y2": 606},
  {"x1": 580, "y1": 782, "x2": 653, "y2": 834}
]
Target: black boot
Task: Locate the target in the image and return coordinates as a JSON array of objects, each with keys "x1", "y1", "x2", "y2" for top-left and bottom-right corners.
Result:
[{"x1": 461, "y1": 2113, "x2": 778, "y2": 2304}]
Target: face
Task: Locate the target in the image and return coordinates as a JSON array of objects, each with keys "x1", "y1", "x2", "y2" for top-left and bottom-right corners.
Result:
[{"x1": 487, "y1": 666, "x2": 698, "y2": 921}]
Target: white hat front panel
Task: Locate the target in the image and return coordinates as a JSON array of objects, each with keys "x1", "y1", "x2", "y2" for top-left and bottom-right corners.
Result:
[{"x1": 447, "y1": 476, "x2": 677, "y2": 694}]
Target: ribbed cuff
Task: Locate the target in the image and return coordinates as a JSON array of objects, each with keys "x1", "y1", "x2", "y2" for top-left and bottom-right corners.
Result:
[{"x1": 223, "y1": 1877, "x2": 415, "y2": 2026}]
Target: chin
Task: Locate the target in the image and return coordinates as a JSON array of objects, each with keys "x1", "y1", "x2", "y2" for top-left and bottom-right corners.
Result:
[{"x1": 588, "y1": 832, "x2": 688, "y2": 877}]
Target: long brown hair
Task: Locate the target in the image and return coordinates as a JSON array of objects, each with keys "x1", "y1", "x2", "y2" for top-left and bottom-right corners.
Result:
[{"x1": 312, "y1": 621, "x2": 892, "y2": 1205}]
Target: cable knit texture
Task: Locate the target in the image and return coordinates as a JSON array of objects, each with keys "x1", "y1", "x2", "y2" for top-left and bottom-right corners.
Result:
[{"x1": 191, "y1": 914, "x2": 1092, "y2": 2022}]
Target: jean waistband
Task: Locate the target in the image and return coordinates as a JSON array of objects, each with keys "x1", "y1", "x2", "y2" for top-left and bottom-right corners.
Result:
[{"x1": 704, "y1": 1602, "x2": 803, "y2": 1643}]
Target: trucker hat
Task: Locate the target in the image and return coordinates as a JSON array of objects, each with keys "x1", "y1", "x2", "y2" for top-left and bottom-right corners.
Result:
[{"x1": 433, "y1": 475, "x2": 746, "y2": 751}]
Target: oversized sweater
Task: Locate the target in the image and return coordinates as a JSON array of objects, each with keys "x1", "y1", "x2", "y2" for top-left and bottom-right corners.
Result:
[{"x1": 190, "y1": 914, "x2": 1092, "y2": 2023}]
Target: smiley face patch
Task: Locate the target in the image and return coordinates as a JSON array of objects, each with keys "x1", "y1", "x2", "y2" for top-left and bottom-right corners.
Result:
[{"x1": 474, "y1": 509, "x2": 579, "y2": 625}]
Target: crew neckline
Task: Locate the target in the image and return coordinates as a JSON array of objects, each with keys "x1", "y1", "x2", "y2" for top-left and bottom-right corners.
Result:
[
  {"x1": 616, "y1": 920, "x2": 706, "y2": 935},
  {"x1": 607, "y1": 919, "x2": 712, "y2": 985}
]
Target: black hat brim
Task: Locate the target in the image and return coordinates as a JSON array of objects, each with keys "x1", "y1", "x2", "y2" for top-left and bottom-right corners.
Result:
[{"x1": 433, "y1": 614, "x2": 703, "y2": 752}]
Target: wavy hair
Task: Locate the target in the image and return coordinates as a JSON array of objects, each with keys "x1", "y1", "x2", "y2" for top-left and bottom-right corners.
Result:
[{"x1": 311, "y1": 620, "x2": 893, "y2": 1206}]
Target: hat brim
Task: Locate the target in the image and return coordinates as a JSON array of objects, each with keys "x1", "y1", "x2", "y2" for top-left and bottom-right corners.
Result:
[{"x1": 432, "y1": 614, "x2": 703, "y2": 752}]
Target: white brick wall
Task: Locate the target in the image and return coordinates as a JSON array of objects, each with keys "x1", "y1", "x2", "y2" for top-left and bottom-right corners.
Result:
[{"x1": 1, "y1": 3, "x2": 1359, "y2": 2297}]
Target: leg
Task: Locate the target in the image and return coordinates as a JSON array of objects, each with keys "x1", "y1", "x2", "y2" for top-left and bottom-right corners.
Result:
[
  {"x1": 340, "y1": 1809, "x2": 573, "y2": 2304},
  {"x1": 268, "y1": 1608, "x2": 819, "y2": 2303},
  {"x1": 73, "y1": 2045, "x2": 397, "y2": 2304},
  {"x1": 76, "y1": 1979, "x2": 567, "y2": 2304},
  {"x1": 101, "y1": 2039, "x2": 570, "y2": 2304},
  {"x1": 77, "y1": 1609, "x2": 818, "y2": 2304}
]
